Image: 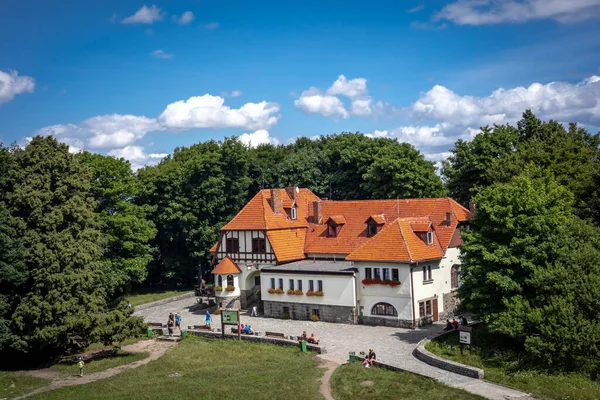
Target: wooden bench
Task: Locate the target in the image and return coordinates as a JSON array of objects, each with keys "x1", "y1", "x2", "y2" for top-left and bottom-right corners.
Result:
[
  {"x1": 149, "y1": 322, "x2": 165, "y2": 328},
  {"x1": 190, "y1": 325, "x2": 213, "y2": 331},
  {"x1": 231, "y1": 327, "x2": 260, "y2": 336},
  {"x1": 265, "y1": 331, "x2": 286, "y2": 339}
]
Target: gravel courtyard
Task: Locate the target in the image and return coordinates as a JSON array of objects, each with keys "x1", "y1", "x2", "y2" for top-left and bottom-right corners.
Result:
[{"x1": 135, "y1": 297, "x2": 531, "y2": 400}]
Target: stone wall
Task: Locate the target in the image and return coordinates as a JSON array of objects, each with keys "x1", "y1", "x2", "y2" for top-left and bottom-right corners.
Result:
[
  {"x1": 441, "y1": 291, "x2": 459, "y2": 319},
  {"x1": 134, "y1": 292, "x2": 195, "y2": 311},
  {"x1": 216, "y1": 295, "x2": 240, "y2": 310},
  {"x1": 360, "y1": 316, "x2": 414, "y2": 328},
  {"x1": 263, "y1": 300, "x2": 355, "y2": 324}
]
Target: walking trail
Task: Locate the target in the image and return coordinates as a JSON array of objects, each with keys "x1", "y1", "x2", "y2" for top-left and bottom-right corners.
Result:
[
  {"x1": 316, "y1": 355, "x2": 342, "y2": 400},
  {"x1": 14, "y1": 339, "x2": 176, "y2": 400}
]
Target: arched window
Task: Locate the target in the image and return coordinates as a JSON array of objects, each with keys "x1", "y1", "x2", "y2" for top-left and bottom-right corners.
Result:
[
  {"x1": 451, "y1": 265, "x2": 460, "y2": 289},
  {"x1": 218, "y1": 275, "x2": 223, "y2": 287},
  {"x1": 227, "y1": 274, "x2": 234, "y2": 287},
  {"x1": 371, "y1": 302, "x2": 397, "y2": 317}
]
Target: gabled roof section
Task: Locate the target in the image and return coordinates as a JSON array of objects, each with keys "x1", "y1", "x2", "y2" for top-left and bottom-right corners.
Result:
[
  {"x1": 209, "y1": 241, "x2": 219, "y2": 253},
  {"x1": 266, "y1": 229, "x2": 307, "y2": 263},
  {"x1": 346, "y1": 220, "x2": 411, "y2": 262},
  {"x1": 211, "y1": 256, "x2": 242, "y2": 275},
  {"x1": 366, "y1": 214, "x2": 386, "y2": 224},
  {"x1": 328, "y1": 215, "x2": 346, "y2": 225},
  {"x1": 410, "y1": 221, "x2": 431, "y2": 232},
  {"x1": 398, "y1": 218, "x2": 444, "y2": 261}
]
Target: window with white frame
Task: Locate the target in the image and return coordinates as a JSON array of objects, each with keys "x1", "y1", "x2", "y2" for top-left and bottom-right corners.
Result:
[
  {"x1": 291, "y1": 207, "x2": 297, "y2": 220},
  {"x1": 374, "y1": 268, "x2": 381, "y2": 279},
  {"x1": 422, "y1": 266, "x2": 432, "y2": 282},
  {"x1": 317, "y1": 280, "x2": 323, "y2": 292},
  {"x1": 297, "y1": 279, "x2": 303, "y2": 291},
  {"x1": 392, "y1": 268, "x2": 399, "y2": 281},
  {"x1": 309, "y1": 280, "x2": 314, "y2": 291},
  {"x1": 427, "y1": 231, "x2": 434, "y2": 244},
  {"x1": 371, "y1": 302, "x2": 398, "y2": 316},
  {"x1": 365, "y1": 268, "x2": 372, "y2": 279},
  {"x1": 289, "y1": 279, "x2": 294, "y2": 290},
  {"x1": 278, "y1": 278, "x2": 283, "y2": 289},
  {"x1": 270, "y1": 278, "x2": 275, "y2": 289},
  {"x1": 382, "y1": 268, "x2": 390, "y2": 280}
]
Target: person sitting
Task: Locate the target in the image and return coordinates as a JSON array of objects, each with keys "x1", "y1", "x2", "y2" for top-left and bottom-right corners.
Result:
[
  {"x1": 299, "y1": 331, "x2": 307, "y2": 341},
  {"x1": 244, "y1": 325, "x2": 253, "y2": 335},
  {"x1": 367, "y1": 348, "x2": 376, "y2": 366},
  {"x1": 362, "y1": 357, "x2": 370, "y2": 368},
  {"x1": 444, "y1": 319, "x2": 453, "y2": 331},
  {"x1": 239, "y1": 324, "x2": 245, "y2": 333},
  {"x1": 308, "y1": 332, "x2": 318, "y2": 344},
  {"x1": 461, "y1": 315, "x2": 468, "y2": 326},
  {"x1": 451, "y1": 318, "x2": 459, "y2": 329}
]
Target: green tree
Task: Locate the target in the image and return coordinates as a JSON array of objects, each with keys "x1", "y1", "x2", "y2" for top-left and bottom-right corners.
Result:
[
  {"x1": 459, "y1": 169, "x2": 600, "y2": 373},
  {"x1": 76, "y1": 152, "x2": 157, "y2": 295}
]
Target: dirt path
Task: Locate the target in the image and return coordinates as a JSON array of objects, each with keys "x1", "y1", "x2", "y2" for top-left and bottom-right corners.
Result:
[
  {"x1": 316, "y1": 355, "x2": 342, "y2": 400},
  {"x1": 14, "y1": 340, "x2": 176, "y2": 400}
]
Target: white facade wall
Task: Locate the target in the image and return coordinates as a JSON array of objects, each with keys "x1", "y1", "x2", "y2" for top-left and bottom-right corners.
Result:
[
  {"x1": 260, "y1": 272, "x2": 356, "y2": 307},
  {"x1": 219, "y1": 230, "x2": 274, "y2": 260},
  {"x1": 354, "y1": 262, "x2": 413, "y2": 321},
  {"x1": 213, "y1": 274, "x2": 241, "y2": 296}
]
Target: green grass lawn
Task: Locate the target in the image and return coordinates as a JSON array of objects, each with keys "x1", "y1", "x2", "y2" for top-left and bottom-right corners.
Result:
[
  {"x1": 426, "y1": 327, "x2": 600, "y2": 400},
  {"x1": 52, "y1": 350, "x2": 149, "y2": 377},
  {"x1": 127, "y1": 289, "x2": 194, "y2": 306},
  {"x1": 29, "y1": 336, "x2": 324, "y2": 400},
  {"x1": 330, "y1": 363, "x2": 484, "y2": 400},
  {"x1": 0, "y1": 372, "x2": 50, "y2": 400}
]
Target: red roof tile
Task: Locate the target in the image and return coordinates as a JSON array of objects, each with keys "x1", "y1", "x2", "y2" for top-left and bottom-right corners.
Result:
[
  {"x1": 209, "y1": 241, "x2": 218, "y2": 252},
  {"x1": 267, "y1": 229, "x2": 307, "y2": 263},
  {"x1": 328, "y1": 215, "x2": 346, "y2": 225},
  {"x1": 367, "y1": 214, "x2": 386, "y2": 224},
  {"x1": 211, "y1": 256, "x2": 242, "y2": 274}
]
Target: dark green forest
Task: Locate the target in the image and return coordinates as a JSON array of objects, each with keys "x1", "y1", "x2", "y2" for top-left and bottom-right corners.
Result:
[{"x1": 1, "y1": 110, "x2": 600, "y2": 374}]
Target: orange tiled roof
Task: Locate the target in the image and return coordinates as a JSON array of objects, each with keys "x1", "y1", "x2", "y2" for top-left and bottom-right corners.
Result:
[
  {"x1": 211, "y1": 256, "x2": 242, "y2": 274},
  {"x1": 411, "y1": 221, "x2": 431, "y2": 231},
  {"x1": 328, "y1": 215, "x2": 346, "y2": 225},
  {"x1": 367, "y1": 214, "x2": 386, "y2": 224},
  {"x1": 209, "y1": 241, "x2": 218, "y2": 252},
  {"x1": 282, "y1": 199, "x2": 295, "y2": 208},
  {"x1": 267, "y1": 229, "x2": 307, "y2": 263}
]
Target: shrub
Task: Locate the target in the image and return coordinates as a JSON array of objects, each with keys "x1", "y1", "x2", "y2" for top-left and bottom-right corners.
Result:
[
  {"x1": 225, "y1": 285, "x2": 235, "y2": 292},
  {"x1": 315, "y1": 291, "x2": 324, "y2": 296},
  {"x1": 311, "y1": 315, "x2": 320, "y2": 322},
  {"x1": 362, "y1": 278, "x2": 400, "y2": 287},
  {"x1": 294, "y1": 290, "x2": 304, "y2": 295},
  {"x1": 306, "y1": 290, "x2": 315, "y2": 296},
  {"x1": 215, "y1": 285, "x2": 223, "y2": 291},
  {"x1": 287, "y1": 289, "x2": 295, "y2": 295},
  {"x1": 214, "y1": 308, "x2": 221, "y2": 315},
  {"x1": 267, "y1": 288, "x2": 276, "y2": 294},
  {"x1": 282, "y1": 312, "x2": 290, "y2": 320},
  {"x1": 274, "y1": 288, "x2": 284, "y2": 294}
]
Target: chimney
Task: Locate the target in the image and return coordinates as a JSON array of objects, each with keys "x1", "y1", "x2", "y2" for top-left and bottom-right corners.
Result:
[
  {"x1": 468, "y1": 200, "x2": 477, "y2": 216},
  {"x1": 445, "y1": 212, "x2": 452, "y2": 226},
  {"x1": 271, "y1": 189, "x2": 283, "y2": 214},
  {"x1": 313, "y1": 201, "x2": 322, "y2": 224},
  {"x1": 285, "y1": 186, "x2": 297, "y2": 200}
]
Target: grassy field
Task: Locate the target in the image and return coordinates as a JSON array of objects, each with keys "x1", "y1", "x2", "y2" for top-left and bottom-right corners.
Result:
[
  {"x1": 52, "y1": 350, "x2": 149, "y2": 377},
  {"x1": 29, "y1": 336, "x2": 324, "y2": 400},
  {"x1": 426, "y1": 327, "x2": 600, "y2": 400},
  {"x1": 0, "y1": 372, "x2": 49, "y2": 400},
  {"x1": 331, "y1": 363, "x2": 484, "y2": 400},
  {"x1": 127, "y1": 289, "x2": 194, "y2": 306}
]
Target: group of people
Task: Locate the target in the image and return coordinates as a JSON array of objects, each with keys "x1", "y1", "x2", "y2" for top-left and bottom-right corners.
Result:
[
  {"x1": 362, "y1": 348, "x2": 376, "y2": 368},
  {"x1": 298, "y1": 331, "x2": 319, "y2": 344},
  {"x1": 239, "y1": 324, "x2": 255, "y2": 334},
  {"x1": 167, "y1": 312, "x2": 183, "y2": 336},
  {"x1": 444, "y1": 315, "x2": 468, "y2": 331}
]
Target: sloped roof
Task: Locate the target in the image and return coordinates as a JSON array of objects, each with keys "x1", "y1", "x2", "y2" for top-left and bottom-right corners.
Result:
[
  {"x1": 411, "y1": 221, "x2": 431, "y2": 231},
  {"x1": 211, "y1": 257, "x2": 242, "y2": 275},
  {"x1": 209, "y1": 241, "x2": 219, "y2": 252},
  {"x1": 266, "y1": 229, "x2": 307, "y2": 263},
  {"x1": 328, "y1": 215, "x2": 346, "y2": 225},
  {"x1": 367, "y1": 214, "x2": 386, "y2": 224}
]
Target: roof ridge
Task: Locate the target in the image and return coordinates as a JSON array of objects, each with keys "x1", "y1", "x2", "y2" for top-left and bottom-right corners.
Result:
[{"x1": 261, "y1": 190, "x2": 268, "y2": 229}]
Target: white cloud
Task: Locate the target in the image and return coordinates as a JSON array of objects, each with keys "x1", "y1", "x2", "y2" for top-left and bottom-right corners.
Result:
[
  {"x1": 158, "y1": 94, "x2": 280, "y2": 130},
  {"x1": 295, "y1": 75, "x2": 392, "y2": 119},
  {"x1": 407, "y1": 5, "x2": 425, "y2": 13},
  {"x1": 0, "y1": 70, "x2": 35, "y2": 104},
  {"x1": 108, "y1": 146, "x2": 167, "y2": 171},
  {"x1": 173, "y1": 11, "x2": 195, "y2": 25},
  {"x1": 230, "y1": 90, "x2": 243, "y2": 97},
  {"x1": 238, "y1": 129, "x2": 280, "y2": 147},
  {"x1": 435, "y1": 0, "x2": 600, "y2": 25},
  {"x1": 122, "y1": 5, "x2": 163, "y2": 24},
  {"x1": 204, "y1": 22, "x2": 220, "y2": 30},
  {"x1": 150, "y1": 49, "x2": 173, "y2": 59}
]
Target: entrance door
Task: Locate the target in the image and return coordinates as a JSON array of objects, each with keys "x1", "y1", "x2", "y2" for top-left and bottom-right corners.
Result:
[{"x1": 432, "y1": 298, "x2": 439, "y2": 322}]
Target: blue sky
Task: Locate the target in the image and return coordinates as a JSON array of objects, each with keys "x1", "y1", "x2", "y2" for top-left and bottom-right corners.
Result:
[{"x1": 1, "y1": 0, "x2": 600, "y2": 169}]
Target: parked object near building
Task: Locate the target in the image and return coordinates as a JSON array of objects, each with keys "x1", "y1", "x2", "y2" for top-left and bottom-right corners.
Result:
[{"x1": 209, "y1": 187, "x2": 472, "y2": 327}]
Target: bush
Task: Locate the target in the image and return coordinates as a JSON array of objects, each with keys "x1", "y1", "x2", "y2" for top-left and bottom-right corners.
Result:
[
  {"x1": 225, "y1": 285, "x2": 235, "y2": 292},
  {"x1": 311, "y1": 315, "x2": 320, "y2": 322},
  {"x1": 282, "y1": 313, "x2": 290, "y2": 320},
  {"x1": 215, "y1": 285, "x2": 223, "y2": 292},
  {"x1": 286, "y1": 289, "x2": 295, "y2": 295},
  {"x1": 267, "y1": 288, "x2": 276, "y2": 294},
  {"x1": 315, "y1": 291, "x2": 324, "y2": 296},
  {"x1": 306, "y1": 290, "x2": 315, "y2": 296},
  {"x1": 214, "y1": 308, "x2": 221, "y2": 315},
  {"x1": 294, "y1": 290, "x2": 304, "y2": 295},
  {"x1": 274, "y1": 288, "x2": 284, "y2": 295}
]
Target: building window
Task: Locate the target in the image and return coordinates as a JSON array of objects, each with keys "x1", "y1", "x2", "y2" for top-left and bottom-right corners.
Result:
[
  {"x1": 278, "y1": 278, "x2": 283, "y2": 290},
  {"x1": 317, "y1": 280, "x2": 323, "y2": 292},
  {"x1": 291, "y1": 207, "x2": 297, "y2": 220},
  {"x1": 374, "y1": 268, "x2": 381, "y2": 279},
  {"x1": 227, "y1": 274, "x2": 234, "y2": 287},
  {"x1": 423, "y1": 266, "x2": 432, "y2": 282},
  {"x1": 427, "y1": 231, "x2": 434, "y2": 245},
  {"x1": 252, "y1": 237, "x2": 266, "y2": 253},
  {"x1": 289, "y1": 279, "x2": 294, "y2": 290},
  {"x1": 365, "y1": 268, "x2": 372, "y2": 279},
  {"x1": 382, "y1": 268, "x2": 390, "y2": 280},
  {"x1": 419, "y1": 300, "x2": 433, "y2": 317},
  {"x1": 218, "y1": 275, "x2": 223, "y2": 287},
  {"x1": 392, "y1": 268, "x2": 399, "y2": 282},
  {"x1": 367, "y1": 223, "x2": 378, "y2": 237},
  {"x1": 226, "y1": 237, "x2": 239, "y2": 253},
  {"x1": 371, "y1": 302, "x2": 398, "y2": 316},
  {"x1": 328, "y1": 222, "x2": 337, "y2": 237},
  {"x1": 309, "y1": 280, "x2": 314, "y2": 291},
  {"x1": 451, "y1": 265, "x2": 460, "y2": 289},
  {"x1": 255, "y1": 276, "x2": 261, "y2": 286},
  {"x1": 312, "y1": 309, "x2": 320, "y2": 318},
  {"x1": 297, "y1": 280, "x2": 302, "y2": 291}
]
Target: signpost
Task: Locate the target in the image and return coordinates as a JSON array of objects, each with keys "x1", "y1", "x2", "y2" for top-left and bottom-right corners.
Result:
[
  {"x1": 458, "y1": 326, "x2": 472, "y2": 355},
  {"x1": 220, "y1": 309, "x2": 241, "y2": 340}
]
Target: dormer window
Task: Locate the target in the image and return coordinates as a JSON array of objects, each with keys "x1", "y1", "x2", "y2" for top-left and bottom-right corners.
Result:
[
  {"x1": 326, "y1": 215, "x2": 345, "y2": 238},
  {"x1": 368, "y1": 223, "x2": 378, "y2": 237},
  {"x1": 291, "y1": 207, "x2": 297, "y2": 220},
  {"x1": 328, "y1": 221, "x2": 337, "y2": 237},
  {"x1": 366, "y1": 215, "x2": 385, "y2": 237},
  {"x1": 427, "y1": 231, "x2": 434, "y2": 245}
]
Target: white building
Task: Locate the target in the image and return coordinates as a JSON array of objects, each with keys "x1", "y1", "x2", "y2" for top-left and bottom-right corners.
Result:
[{"x1": 210, "y1": 187, "x2": 471, "y2": 327}]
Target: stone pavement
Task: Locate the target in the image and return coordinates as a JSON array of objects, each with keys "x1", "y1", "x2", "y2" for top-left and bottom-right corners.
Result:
[{"x1": 135, "y1": 297, "x2": 533, "y2": 400}]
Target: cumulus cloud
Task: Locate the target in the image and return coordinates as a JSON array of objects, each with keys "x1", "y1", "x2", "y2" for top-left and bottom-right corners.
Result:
[
  {"x1": 150, "y1": 49, "x2": 173, "y2": 59},
  {"x1": 173, "y1": 11, "x2": 195, "y2": 25},
  {"x1": 295, "y1": 75, "x2": 391, "y2": 119},
  {"x1": 108, "y1": 146, "x2": 168, "y2": 171},
  {"x1": 407, "y1": 5, "x2": 425, "y2": 13},
  {"x1": 122, "y1": 4, "x2": 163, "y2": 24},
  {"x1": 238, "y1": 129, "x2": 280, "y2": 147},
  {"x1": 221, "y1": 90, "x2": 243, "y2": 98},
  {"x1": 435, "y1": 0, "x2": 600, "y2": 25},
  {"x1": 204, "y1": 22, "x2": 220, "y2": 30},
  {"x1": 0, "y1": 70, "x2": 35, "y2": 104},
  {"x1": 158, "y1": 94, "x2": 280, "y2": 130}
]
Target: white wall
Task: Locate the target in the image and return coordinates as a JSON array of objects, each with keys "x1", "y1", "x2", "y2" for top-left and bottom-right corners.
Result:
[
  {"x1": 220, "y1": 230, "x2": 274, "y2": 261},
  {"x1": 213, "y1": 274, "x2": 241, "y2": 297},
  {"x1": 354, "y1": 262, "x2": 413, "y2": 321},
  {"x1": 260, "y1": 272, "x2": 356, "y2": 307}
]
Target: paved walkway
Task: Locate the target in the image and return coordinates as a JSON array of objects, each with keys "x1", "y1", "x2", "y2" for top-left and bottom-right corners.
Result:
[{"x1": 136, "y1": 298, "x2": 533, "y2": 400}]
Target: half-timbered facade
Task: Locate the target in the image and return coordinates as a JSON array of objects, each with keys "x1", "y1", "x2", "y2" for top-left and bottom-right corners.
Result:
[{"x1": 209, "y1": 187, "x2": 472, "y2": 327}]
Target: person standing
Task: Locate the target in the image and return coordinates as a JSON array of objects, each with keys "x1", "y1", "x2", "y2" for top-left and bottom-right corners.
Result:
[
  {"x1": 78, "y1": 357, "x2": 85, "y2": 377},
  {"x1": 167, "y1": 313, "x2": 175, "y2": 337},
  {"x1": 205, "y1": 311, "x2": 212, "y2": 327},
  {"x1": 175, "y1": 312, "x2": 182, "y2": 334}
]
